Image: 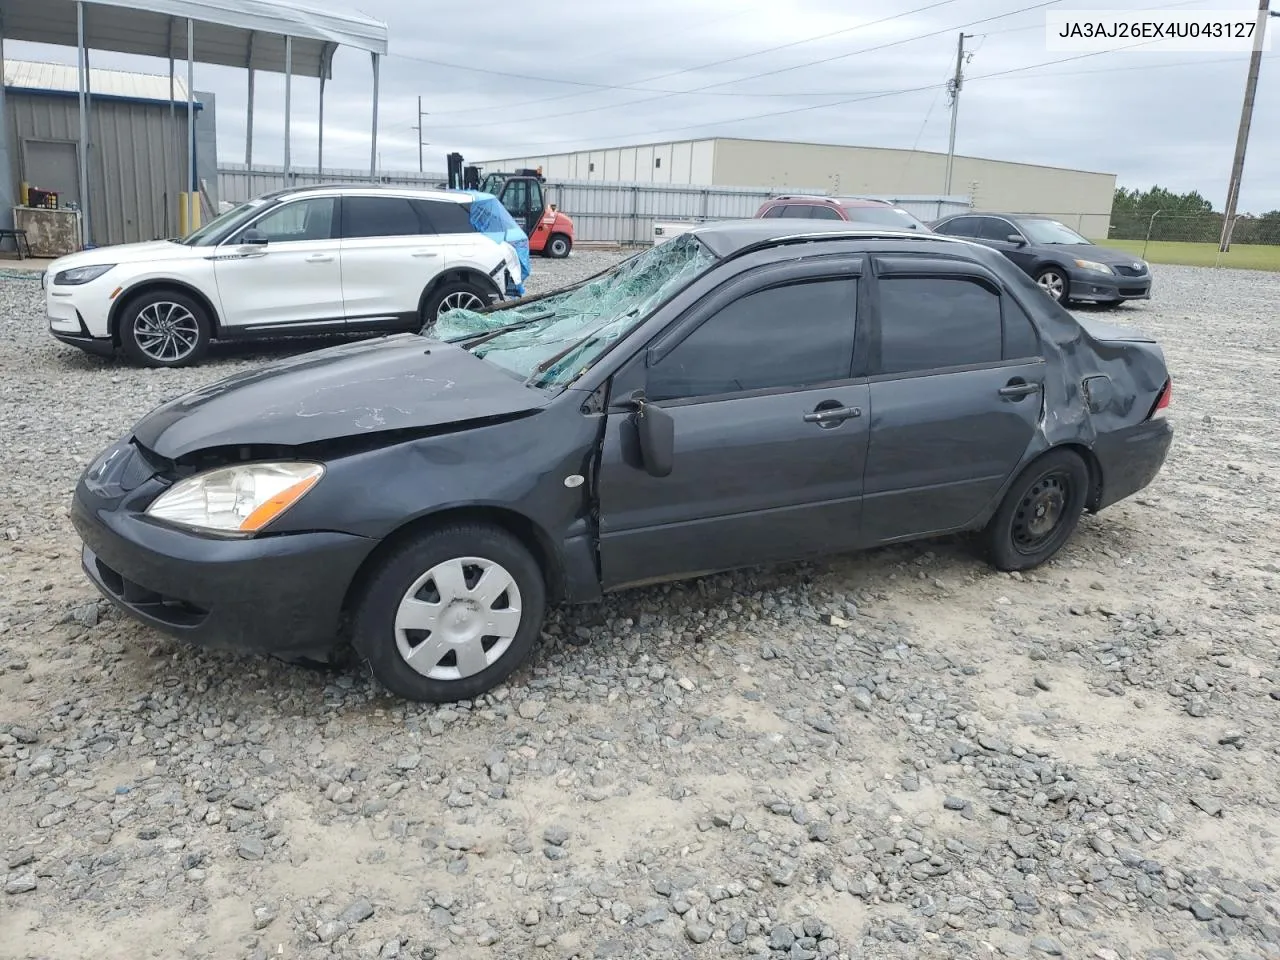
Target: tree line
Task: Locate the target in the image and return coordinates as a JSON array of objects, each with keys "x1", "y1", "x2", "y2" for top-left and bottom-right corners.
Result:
[{"x1": 1109, "y1": 186, "x2": 1280, "y2": 245}]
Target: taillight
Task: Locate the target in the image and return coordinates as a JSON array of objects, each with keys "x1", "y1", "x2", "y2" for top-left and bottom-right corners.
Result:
[{"x1": 1149, "y1": 378, "x2": 1172, "y2": 420}]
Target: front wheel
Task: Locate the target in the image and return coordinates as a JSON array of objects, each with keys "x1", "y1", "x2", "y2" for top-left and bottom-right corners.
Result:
[
  {"x1": 351, "y1": 523, "x2": 547, "y2": 703},
  {"x1": 1035, "y1": 267, "x2": 1070, "y2": 304},
  {"x1": 422, "y1": 281, "x2": 491, "y2": 327},
  {"x1": 119, "y1": 290, "x2": 211, "y2": 368},
  {"x1": 984, "y1": 449, "x2": 1089, "y2": 571},
  {"x1": 546, "y1": 233, "x2": 571, "y2": 259}
]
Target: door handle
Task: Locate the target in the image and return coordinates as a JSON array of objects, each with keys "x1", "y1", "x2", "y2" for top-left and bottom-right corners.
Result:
[
  {"x1": 803, "y1": 405, "x2": 862, "y2": 424},
  {"x1": 999, "y1": 379, "x2": 1042, "y2": 399},
  {"x1": 305, "y1": 253, "x2": 334, "y2": 263},
  {"x1": 411, "y1": 250, "x2": 440, "y2": 258}
]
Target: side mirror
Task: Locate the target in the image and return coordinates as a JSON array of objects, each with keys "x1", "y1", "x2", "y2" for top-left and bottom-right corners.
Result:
[
  {"x1": 240, "y1": 228, "x2": 268, "y2": 246},
  {"x1": 635, "y1": 399, "x2": 674, "y2": 478},
  {"x1": 1007, "y1": 233, "x2": 1026, "y2": 245}
]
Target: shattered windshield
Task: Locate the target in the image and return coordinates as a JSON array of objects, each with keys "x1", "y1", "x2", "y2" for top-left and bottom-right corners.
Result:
[{"x1": 429, "y1": 233, "x2": 719, "y2": 389}]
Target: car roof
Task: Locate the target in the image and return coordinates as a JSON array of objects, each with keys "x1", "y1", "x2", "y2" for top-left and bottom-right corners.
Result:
[
  {"x1": 686, "y1": 218, "x2": 967, "y2": 258},
  {"x1": 767, "y1": 195, "x2": 893, "y2": 208},
  {"x1": 257, "y1": 183, "x2": 471, "y2": 204},
  {"x1": 939, "y1": 211, "x2": 1060, "y2": 223}
]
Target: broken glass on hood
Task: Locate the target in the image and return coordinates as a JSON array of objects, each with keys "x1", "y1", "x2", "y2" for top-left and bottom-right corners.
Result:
[{"x1": 427, "y1": 232, "x2": 719, "y2": 389}]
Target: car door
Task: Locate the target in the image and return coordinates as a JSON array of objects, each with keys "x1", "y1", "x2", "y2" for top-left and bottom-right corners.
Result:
[
  {"x1": 861, "y1": 256, "x2": 1045, "y2": 543},
  {"x1": 212, "y1": 196, "x2": 342, "y2": 332},
  {"x1": 595, "y1": 257, "x2": 871, "y2": 589},
  {"x1": 338, "y1": 194, "x2": 444, "y2": 329},
  {"x1": 974, "y1": 216, "x2": 1038, "y2": 275}
]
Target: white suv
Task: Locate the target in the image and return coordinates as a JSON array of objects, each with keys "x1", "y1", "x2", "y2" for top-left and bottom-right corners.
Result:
[{"x1": 44, "y1": 185, "x2": 528, "y2": 367}]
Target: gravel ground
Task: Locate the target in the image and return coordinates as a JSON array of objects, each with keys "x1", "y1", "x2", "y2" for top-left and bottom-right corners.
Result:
[{"x1": 1, "y1": 252, "x2": 1279, "y2": 960}]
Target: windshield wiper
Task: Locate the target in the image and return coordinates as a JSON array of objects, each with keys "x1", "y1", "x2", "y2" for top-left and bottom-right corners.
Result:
[{"x1": 451, "y1": 311, "x2": 557, "y2": 349}]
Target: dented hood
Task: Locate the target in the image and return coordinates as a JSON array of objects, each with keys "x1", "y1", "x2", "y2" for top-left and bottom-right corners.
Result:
[{"x1": 131, "y1": 335, "x2": 551, "y2": 460}]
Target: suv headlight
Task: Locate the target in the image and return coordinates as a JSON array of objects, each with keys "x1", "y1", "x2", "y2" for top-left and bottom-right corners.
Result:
[
  {"x1": 1073, "y1": 259, "x2": 1114, "y2": 275},
  {"x1": 54, "y1": 264, "x2": 117, "y2": 285},
  {"x1": 146, "y1": 462, "x2": 324, "y2": 535}
]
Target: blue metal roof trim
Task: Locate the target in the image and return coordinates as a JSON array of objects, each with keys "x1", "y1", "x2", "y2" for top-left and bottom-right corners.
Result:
[{"x1": 3, "y1": 86, "x2": 204, "y2": 109}]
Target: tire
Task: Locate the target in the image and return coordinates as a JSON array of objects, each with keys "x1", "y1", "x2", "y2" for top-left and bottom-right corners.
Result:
[
  {"x1": 422, "y1": 281, "x2": 492, "y2": 326},
  {"x1": 118, "y1": 290, "x2": 211, "y2": 368},
  {"x1": 351, "y1": 523, "x2": 547, "y2": 703},
  {"x1": 1034, "y1": 266, "x2": 1070, "y2": 305},
  {"x1": 546, "y1": 233, "x2": 571, "y2": 259},
  {"x1": 984, "y1": 449, "x2": 1090, "y2": 572}
]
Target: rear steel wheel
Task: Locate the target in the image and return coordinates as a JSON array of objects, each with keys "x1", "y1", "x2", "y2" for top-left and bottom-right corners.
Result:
[{"x1": 984, "y1": 449, "x2": 1089, "y2": 571}]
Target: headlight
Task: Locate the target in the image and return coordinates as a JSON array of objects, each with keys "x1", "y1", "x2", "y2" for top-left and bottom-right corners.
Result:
[
  {"x1": 54, "y1": 263, "x2": 117, "y2": 285},
  {"x1": 145, "y1": 462, "x2": 324, "y2": 535},
  {"x1": 1073, "y1": 259, "x2": 1113, "y2": 275}
]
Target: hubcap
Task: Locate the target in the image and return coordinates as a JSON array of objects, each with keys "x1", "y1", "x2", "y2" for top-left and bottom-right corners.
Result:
[
  {"x1": 551, "y1": 239, "x2": 567, "y2": 255},
  {"x1": 1037, "y1": 272, "x2": 1065, "y2": 300},
  {"x1": 133, "y1": 302, "x2": 199, "y2": 362},
  {"x1": 1012, "y1": 472, "x2": 1070, "y2": 553},
  {"x1": 439, "y1": 291, "x2": 485, "y2": 316},
  {"x1": 393, "y1": 556, "x2": 522, "y2": 681}
]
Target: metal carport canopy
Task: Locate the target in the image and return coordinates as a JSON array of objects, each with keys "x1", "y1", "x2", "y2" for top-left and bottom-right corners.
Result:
[
  {"x1": 1, "y1": 0, "x2": 389, "y2": 77},
  {"x1": 0, "y1": 0, "x2": 389, "y2": 245}
]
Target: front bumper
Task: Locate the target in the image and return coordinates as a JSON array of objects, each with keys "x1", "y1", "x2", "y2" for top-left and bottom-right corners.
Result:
[
  {"x1": 1068, "y1": 269, "x2": 1152, "y2": 303},
  {"x1": 46, "y1": 276, "x2": 116, "y2": 353},
  {"x1": 71, "y1": 472, "x2": 377, "y2": 662},
  {"x1": 1091, "y1": 418, "x2": 1173, "y2": 511}
]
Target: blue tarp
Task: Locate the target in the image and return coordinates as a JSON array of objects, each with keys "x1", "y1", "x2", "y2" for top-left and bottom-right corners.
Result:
[{"x1": 461, "y1": 191, "x2": 530, "y2": 297}]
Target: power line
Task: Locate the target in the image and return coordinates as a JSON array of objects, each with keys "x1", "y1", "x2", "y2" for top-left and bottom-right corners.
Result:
[
  {"x1": 432, "y1": 0, "x2": 1063, "y2": 132},
  {"x1": 498, "y1": 39, "x2": 1157, "y2": 155},
  {"x1": 398, "y1": 0, "x2": 963, "y2": 117}
]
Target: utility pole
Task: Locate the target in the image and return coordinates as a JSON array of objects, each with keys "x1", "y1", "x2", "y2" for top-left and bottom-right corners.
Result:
[
  {"x1": 943, "y1": 32, "x2": 973, "y2": 197},
  {"x1": 412, "y1": 96, "x2": 428, "y2": 173},
  {"x1": 1218, "y1": 0, "x2": 1272, "y2": 252}
]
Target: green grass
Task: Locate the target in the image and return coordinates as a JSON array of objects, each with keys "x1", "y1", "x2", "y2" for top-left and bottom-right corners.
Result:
[{"x1": 1094, "y1": 238, "x2": 1280, "y2": 271}]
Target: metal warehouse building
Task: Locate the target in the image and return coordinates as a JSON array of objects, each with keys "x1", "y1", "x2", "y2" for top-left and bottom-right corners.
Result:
[
  {"x1": 3, "y1": 60, "x2": 218, "y2": 248},
  {"x1": 483, "y1": 137, "x2": 1118, "y2": 238}
]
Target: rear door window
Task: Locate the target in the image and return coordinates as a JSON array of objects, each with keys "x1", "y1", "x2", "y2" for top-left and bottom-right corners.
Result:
[
  {"x1": 340, "y1": 196, "x2": 425, "y2": 239},
  {"x1": 875, "y1": 276, "x2": 1003, "y2": 375}
]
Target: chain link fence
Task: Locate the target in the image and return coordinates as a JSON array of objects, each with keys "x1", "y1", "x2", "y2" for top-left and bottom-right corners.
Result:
[{"x1": 1021, "y1": 211, "x2": 1280, "y2": 247}]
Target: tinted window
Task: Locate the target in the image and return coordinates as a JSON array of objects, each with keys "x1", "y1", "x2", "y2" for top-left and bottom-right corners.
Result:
[
  {"x1": 242, "y1": 197, "x2": 335, "y2": 242},
  {"x1": 760, "y1": 205, "x2": 785, "y2": 218},
  {"x1": 529, "y1": 180, "x2": 544, "y2": 213},
  {"x1": 976, "y1": 217, "x2": 1018, "y2": 242},
  {"x1": 341, "y1": 196, "x2": 423, "y2": 239},
  {"x1": 784, "y1": 204, "x2": 841, "y2": 220},
  {"x1": 648, "y1": 279, "x2": 857, "y2": 401},
  {"x1": 936, "y1": 216, "x2": 979, "y2": 238},
  {"x1": 877, "y1": 277, "x2": 1002, "y2": 374},
  {"x1": 1002, "y1": 297, "x2": 1041, "y2": 360},
  {"x1": 415, "y1": 199, "x2": 474, "y2": 234}
]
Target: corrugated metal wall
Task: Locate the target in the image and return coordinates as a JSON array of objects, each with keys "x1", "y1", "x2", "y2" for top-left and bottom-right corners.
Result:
[
  {"x1": 5, "y1": 92, "x2": 191, "y2": 246},
  {"x1": 217, "y1": 165, "x2": 972, "y2": 245}
]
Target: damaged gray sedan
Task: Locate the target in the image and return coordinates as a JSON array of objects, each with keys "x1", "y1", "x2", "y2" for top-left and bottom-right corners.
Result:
[{"x1": 71, "y1": 221, "x2": 1173, "y2": 703}]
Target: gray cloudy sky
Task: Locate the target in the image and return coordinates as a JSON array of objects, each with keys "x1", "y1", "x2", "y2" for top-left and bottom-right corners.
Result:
[{"x1": 10, "y1": 0, "x2": 1280, "y2": 211}]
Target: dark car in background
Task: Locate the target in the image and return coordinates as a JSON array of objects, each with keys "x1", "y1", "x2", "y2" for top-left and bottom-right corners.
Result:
[
  {"x1": 70, "y1": 222, "x2": 1172, "y2": 705},
  {"x1": 755, "y1": 195, "x2": 931, "y2": 232},
  {"x1": 928, "y1": 212, "x2": 1151, "y2": 306}
]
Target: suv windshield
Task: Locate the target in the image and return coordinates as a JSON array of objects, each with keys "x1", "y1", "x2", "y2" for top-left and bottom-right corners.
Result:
[
  {"x1": 179, "y1": 197, "x2": 272, "y2": 246},
  {"x1": 842, "y1": 206, "x2": 925, "y2": 230},
  {"x1": 429, "y1": 232, "x2": 719, "y2": 389},
  {"x1": 1018, "y1": 218, "x2": 1089, "y2": 245}
]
